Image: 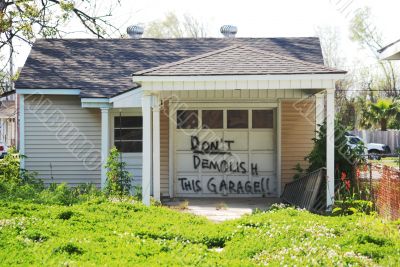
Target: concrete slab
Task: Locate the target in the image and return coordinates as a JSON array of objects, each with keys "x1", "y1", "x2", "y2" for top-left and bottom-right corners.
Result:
[{"x1": 163, "y1": 198, "x2": 281, "y2": 222}]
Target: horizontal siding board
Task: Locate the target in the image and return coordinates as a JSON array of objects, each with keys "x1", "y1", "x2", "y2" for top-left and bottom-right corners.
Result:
[
  {"x1": 24, "y1": 95, "x2": 101, "y2": 185},
  {"x1": 281, "y1": 99, "x2": 315, "y2": 189}
]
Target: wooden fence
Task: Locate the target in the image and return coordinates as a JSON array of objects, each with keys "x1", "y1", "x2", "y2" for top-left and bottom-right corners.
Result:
[{"x1": 351, "y1": 130, "x2": 400, "y2": 152}]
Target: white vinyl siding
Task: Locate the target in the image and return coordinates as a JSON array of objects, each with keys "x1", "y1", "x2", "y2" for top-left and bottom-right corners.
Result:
[{"x1": 24, "y1": 95, "x2": 101, "y2": 186}]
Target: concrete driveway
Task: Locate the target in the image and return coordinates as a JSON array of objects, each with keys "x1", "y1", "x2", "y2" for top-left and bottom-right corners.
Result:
[{"x1": 164, "y1": 198, "x2": 281, "y2": 222}]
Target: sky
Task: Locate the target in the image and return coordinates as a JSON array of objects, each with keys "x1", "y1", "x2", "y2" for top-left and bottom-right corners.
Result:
[{"x1": 12, "y1": 0, "x2": 400, "y2": 70}]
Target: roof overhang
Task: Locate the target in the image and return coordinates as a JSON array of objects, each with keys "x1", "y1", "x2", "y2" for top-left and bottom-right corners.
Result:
[
  {"x1": 80, "y1": 88, "x2": 143, "y2": 108},
  {"x1": 133, "y1": 73, "x2": 346, "y2": 91},
  {"x1": 133, "y1": 73, "x2": 346, "y2": 83},
  {"x1": 379, "y1": 41, "x2": 400, "y2": 60},
  {"x1": 16, "y1": 89, "x2": 81, "y2": 95}
]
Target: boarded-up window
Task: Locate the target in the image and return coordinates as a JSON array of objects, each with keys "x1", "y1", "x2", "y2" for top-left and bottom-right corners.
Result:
[
  {"x1": 252, "y1": 110, "x2": 273, "y2": 128},
  {"x1": 177, "y1": 110, "x2": 198, "y2": 129},
  {"x1": 202, "y1": 110, "x2": 223, "y2": 129},
  {"x1": 227, "y1": 110, "x2": 248, "y2": 128},
  {"x1": 114, "y1": 116, "x2": 142, "y2": 153}
]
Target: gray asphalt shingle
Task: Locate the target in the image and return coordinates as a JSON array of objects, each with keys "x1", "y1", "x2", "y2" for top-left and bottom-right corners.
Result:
[
  {"x1": 16, "y1": 37, "x2": 327, "y2": 98},
  {"x1": 134, "y1": 45, "x2": 345, "y2": 76}
]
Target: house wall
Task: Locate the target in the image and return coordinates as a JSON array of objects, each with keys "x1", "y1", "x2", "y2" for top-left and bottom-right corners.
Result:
[
  {"x1": 281, "y1": 99, "x2": 316, "y2": 189},
  {"x1": 24, "y1": 95, "x2": 102, "y2": 186}
]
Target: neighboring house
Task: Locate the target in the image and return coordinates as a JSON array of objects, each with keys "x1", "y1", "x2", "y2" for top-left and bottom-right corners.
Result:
[
  {"x1": 379, "y1": 39, "x2": 400, "y2": 60},
  {"x1": 0, "y1": 91, "x2": 17, "y2": 147},
  {"x1": 15, "y1": 29, "x2": 346, "y2": 206}
]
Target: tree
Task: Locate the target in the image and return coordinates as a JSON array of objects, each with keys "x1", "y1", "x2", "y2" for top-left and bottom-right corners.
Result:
[
  {"x1": 316, "y1": 26, "x2": 356, "y2": 129},
  {"x1": 144, "y1": 12, "x2": 207, "y2": 38},
  {"x1": 349, "y1": 7, "x2": 399, "y2": 98},
  {"x1": 358, "y1": 98, "x2": 400, "y2": 131},
  {"x1": 0, "y1": 0, "x2": 121, "y2": 93}
]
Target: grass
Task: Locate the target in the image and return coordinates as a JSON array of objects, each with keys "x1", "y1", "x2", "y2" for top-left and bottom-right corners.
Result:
[
  {"x1": 1, "y1": 199, "x2": 400, "y2": 266},
  {"x1": 370, "y1": 157, "x2": 400, "y2": 169}
]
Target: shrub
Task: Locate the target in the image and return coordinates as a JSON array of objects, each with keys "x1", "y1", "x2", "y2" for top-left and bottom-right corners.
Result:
[
  {"x1": 306, "y1": 120, "x2": 366, "y2": 197},
  {"x1": 104, "y1": 147, "x2": 133, "y2": 196},
  {"x1": 57, "y1": 210, "x2": 74, "y2": 220},
  {"x1": 333, "y1": 199, "x2": 374, "y2": 216},
  {"x1": 53, "y1": 243, "x2": 84, "y2": 255}
]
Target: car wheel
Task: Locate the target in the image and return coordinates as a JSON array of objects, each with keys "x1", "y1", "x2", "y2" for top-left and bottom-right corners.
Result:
[{"x1": 368, "y1": 149, "x2": 381, "y2": 160}]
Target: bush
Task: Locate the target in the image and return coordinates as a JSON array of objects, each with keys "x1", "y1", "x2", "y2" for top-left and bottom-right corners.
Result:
[
  {"x1": 305, "y1": 120, "x2": 366, "y2": 197},
  {"x1": 104, "y1": 147, "x2": 133, "y2": 196},
  {"x1": 333, "y1": 199, "x2": 374, "y2": 216}
]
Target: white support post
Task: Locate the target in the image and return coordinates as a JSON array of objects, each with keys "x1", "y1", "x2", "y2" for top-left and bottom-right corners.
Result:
[
  {"x1": 19, "y1": 94, "x2": 25, "y2": 169},
  {"x1": 326, "y1": 89, "x2": 335, "y2": 210},
  {"x1": 152, "y1": 97, "x2": 161, "y2": 201},
  {"x1": 100, "y1": 108, "x2": 110, "y2": 189},
  {"x1": 315, "y1": 93, "x2": 325, "y2": 134},
  {"x1": 142, "y1": 94, "x2": 153, "y2": 206}
]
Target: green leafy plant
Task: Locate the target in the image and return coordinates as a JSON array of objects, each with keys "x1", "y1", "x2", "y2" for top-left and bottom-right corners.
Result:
[
  {"x1": 104, "y1": 147, "x2": 133, "y2": 196},
  {"x1": 306, "y1": 120, "x2": 366, "y2": 196},
  {"x1": 292, "y1": 163, "x2": 305, "y2": 180},
  {"x1": 333, "y1": 199, "x2": 374, "y2": 216},
  {"x1": 358, "y1": 98, "x2": 400, "y2": 131}
]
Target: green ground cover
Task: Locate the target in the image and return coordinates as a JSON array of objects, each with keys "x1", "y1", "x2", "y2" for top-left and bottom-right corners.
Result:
[
  {"x1": 1, "y1": 198, "x2": 399, "y2": 266},
  {"x1": 370, "y1": 157, "x2": 400, "y2": 169}
]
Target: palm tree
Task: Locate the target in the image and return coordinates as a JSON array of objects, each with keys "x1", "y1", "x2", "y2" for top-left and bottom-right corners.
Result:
[{"x1": 359, "y1": 99, "x2": 400, "y2": 131}]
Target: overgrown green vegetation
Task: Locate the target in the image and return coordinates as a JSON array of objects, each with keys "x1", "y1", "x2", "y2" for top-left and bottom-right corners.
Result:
[
  {"x1": 1, "y1": 149, "x2": 399, "y2": 265},
  {"x1": 0, "y1": 199, "x2": 399, "y2": 266}
]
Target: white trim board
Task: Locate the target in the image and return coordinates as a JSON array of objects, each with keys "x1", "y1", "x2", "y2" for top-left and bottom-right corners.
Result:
[
  {"x1": 16, "y1": 89, "x2": 81, "y2": 95},
  {"x1": 140, "y1": 79, "x2": 340, "y2": 91},
  {"x1": 133, "y1": 73, "x2": 346, "y2": 83}
]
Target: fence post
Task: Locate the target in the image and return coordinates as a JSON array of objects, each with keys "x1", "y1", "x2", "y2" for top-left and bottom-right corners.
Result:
[{"x1": 369, "y1": 163, "x2": 373, "y2": 202}]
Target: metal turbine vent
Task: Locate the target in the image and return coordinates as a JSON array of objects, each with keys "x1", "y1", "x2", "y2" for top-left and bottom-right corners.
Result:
[
  {"x1": 127, "y1": 25, "x2": 144, "y2": 39},
  {"x1": 220, "y1": 25, "x2": 237, "y2": 38}
]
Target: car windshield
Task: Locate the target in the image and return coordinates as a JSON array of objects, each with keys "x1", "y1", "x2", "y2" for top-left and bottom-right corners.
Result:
[{"x1": 349, "y1": 137, "x2": 361, "y2": 144}]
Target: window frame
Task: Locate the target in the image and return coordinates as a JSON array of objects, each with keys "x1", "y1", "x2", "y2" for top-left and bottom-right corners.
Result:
[{"x1": 112, "y1": 115, "x2": 143, "y2": 153}]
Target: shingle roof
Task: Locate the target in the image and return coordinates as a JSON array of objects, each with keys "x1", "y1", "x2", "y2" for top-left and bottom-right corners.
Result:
[
  {"x1": 16, "y1": 37, "x2": 327, "y2": 98},
  {"x1": 134, "y1": 45, "x2": 345, "y2": 76}
]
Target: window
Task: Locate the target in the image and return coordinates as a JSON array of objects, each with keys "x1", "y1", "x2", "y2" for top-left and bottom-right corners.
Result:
[
  {"x1": 227, "y1": 110, "x2": 248, "y2": 128},
  {"x1": 177, "y1": 110, "x2": 198, "y2": 129},
  {"x1": 202, "y1": 110, "x2": 223, "y2": 129},
  {"x1": 252, "y1": 110, "x2": 273, "y2": 128},
  {"x1": 114, "y1": 116, "x2": 142, "y2": 153}
]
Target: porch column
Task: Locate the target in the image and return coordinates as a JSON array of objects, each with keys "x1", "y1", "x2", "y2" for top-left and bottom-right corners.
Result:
[
  {"x1": 100, "y1": 107, "x2": 110, "y2": 189},
  {"x1": 152, "y1": 97, "x2": 161, "y2": 201},
  {"x1": 315, "y1": 93, "x2": 325, "y2": 134},
  {"x1": 19, "y1": 94, "x2": 25, "y2": 169},
  {"x1": 326, "y1": 89, "x2": 335, "y2": 210},
  {"x1": 142, "y1": 94, "x2": 152, "y2": 206}
]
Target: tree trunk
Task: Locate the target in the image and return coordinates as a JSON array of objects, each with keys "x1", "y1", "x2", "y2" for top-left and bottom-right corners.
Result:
[{"x1": 381, "y1": 118, "x2": 387, "y2": 131}]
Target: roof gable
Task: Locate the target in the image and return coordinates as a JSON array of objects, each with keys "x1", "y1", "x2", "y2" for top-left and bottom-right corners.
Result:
[{"x1": 134, "y1": 45, "x2": 345, "y2": 76}]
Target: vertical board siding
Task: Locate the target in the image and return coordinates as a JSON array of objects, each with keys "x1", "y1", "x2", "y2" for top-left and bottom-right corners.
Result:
[
  {"x1": 281, "y1": 99, "x2": 316, "y2": 189},
  {"x1": 160, "y1": 100, "x2": 170, "y2": 195},
  {"x1": 24, "y1": 95, "x2": 101, "y2": 186}
]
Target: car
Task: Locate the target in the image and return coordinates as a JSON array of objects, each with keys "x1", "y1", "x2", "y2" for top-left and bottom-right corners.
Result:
[
  {"x1": 345, "y1": 132, "x2": 391, "y2": 160},
  {"x1": 0, "y1": 142, "x2": 7, "y2": 159}
]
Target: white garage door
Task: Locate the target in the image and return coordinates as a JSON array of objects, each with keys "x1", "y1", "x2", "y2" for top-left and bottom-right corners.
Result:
[{"x1": 173, "y1": 107, "x2": 277, "y2": 197}]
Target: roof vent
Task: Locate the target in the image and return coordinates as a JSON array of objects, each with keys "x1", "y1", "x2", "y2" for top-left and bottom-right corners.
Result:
[
  {"x1": 220, "y1": 25, "x2": 237, "y2": 38},
  {"x1": 127, "y1": 25, "x2": 144, "y2": 39}
]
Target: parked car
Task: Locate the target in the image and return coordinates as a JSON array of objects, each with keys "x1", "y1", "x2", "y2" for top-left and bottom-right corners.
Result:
[
  {"x1": 0, "y1": 142, "x2": 7, "y2": 159},
  {"x1": 345, "y1": 132, "x2": 391, "y2": 159}
]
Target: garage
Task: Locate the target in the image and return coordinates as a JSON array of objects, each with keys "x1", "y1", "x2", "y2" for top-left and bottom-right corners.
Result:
[{"x1": 172, "y1": 104, "x2": 277, "y2": 197}]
